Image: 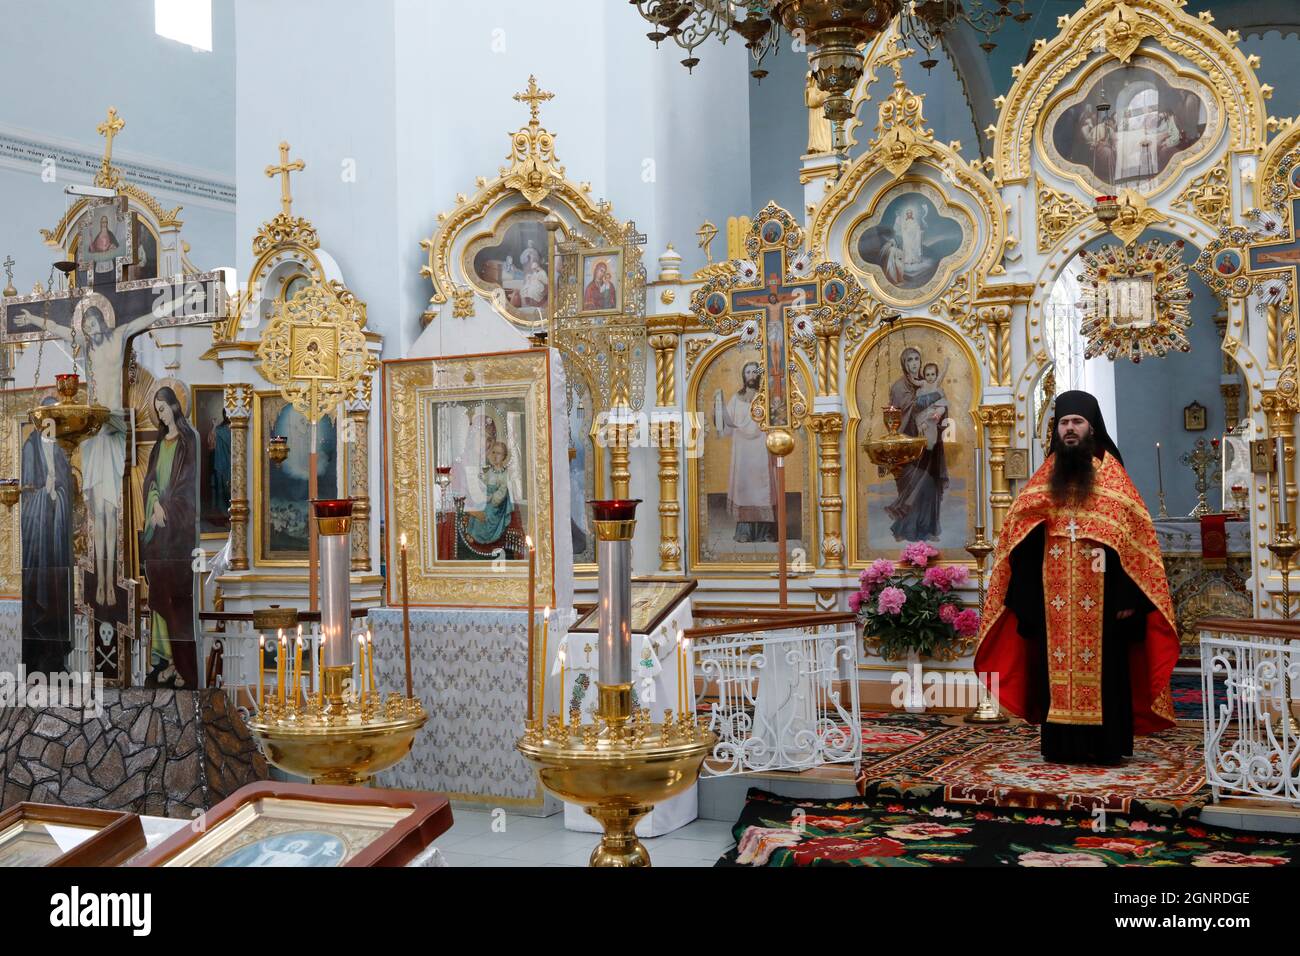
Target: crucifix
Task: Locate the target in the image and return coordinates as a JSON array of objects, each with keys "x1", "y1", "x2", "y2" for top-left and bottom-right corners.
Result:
[
  {"x1": 691, "y1": 208, "x2": 863, "y2": 607},
  {"x1": 0, "y1": 192, "x2": 226, "y2": 681},
  {"x1": 96, "y1": 107, "x2": 125, "y2": 186},
  {"x1": 266, "y1": 141, "x2": 305, "y2": 218},
  {"x1": 514, "y1": 74, "x2": 555, "y2": 124}
]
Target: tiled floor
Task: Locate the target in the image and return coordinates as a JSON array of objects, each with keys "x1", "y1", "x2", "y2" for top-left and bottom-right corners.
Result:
[{"x1": 432, "y1": 809, "x2": 735, "y2": 867}]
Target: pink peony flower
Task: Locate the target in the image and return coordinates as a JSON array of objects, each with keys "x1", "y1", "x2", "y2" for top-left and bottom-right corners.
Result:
[
  {"x1": 877, "y1": 586, "x2": 906, "y2": 615},
  {"x1": 861, "y1": 558, "x2": 897, "y2": 586},
  {"x1": 923, "y1": 565, "x2": 956, "y2": 591},
  {"x1": 848, "y1": 592, "x2": 863, "y2": 614},
  {"x1": 953, "y1": 608, "x2": 980, "y2": 637},
  {"x1": 946, "y1": 565, "x2": 969, "y2": 587},
  {"x1": 939, "y1": 603, "x2": 959, "y2": 624},
  {"x1": 901, "y1": 542, "x2": 940, "y2": 567}
]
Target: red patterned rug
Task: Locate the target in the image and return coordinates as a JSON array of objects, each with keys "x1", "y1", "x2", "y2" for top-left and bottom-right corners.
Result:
[{"x1": 858, "y1": 720, "x2": 1215, "y2": 818}]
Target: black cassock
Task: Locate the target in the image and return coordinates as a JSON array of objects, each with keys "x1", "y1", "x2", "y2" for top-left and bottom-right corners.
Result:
[{"x1": 1004, "y1": 524, "x2": 1155, "y2": 764}]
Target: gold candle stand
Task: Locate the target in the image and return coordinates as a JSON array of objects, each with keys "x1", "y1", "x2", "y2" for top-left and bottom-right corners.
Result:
[
  {"x1": 1266, "y1": 523, "x2": 1300, "y2": 737},
  {"x1": 517, "y1": 500, "x2": 714, "y2": 867},
  {"x1": 248, "y1": 499, "x2": 427, "y2": 784},
  {"x1": 964, "y1": 526, "x2": 1007, "y2": 724}
]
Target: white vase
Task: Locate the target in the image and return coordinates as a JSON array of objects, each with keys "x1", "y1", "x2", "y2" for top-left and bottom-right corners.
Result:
[{"x1": 902, "y1": 648, "x2": 926, "y2": 713}]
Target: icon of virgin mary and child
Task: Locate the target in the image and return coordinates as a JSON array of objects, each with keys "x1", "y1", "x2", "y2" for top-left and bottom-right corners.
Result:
[{"x1": 884, "y1": 346, "x2": 950, "y2": 542}]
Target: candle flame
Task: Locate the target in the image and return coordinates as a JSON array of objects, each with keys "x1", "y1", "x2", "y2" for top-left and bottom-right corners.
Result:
[
  {"x1": 400, "y1": 532, "x2": 408, "y2": 548},
  {"x1": 677, "y1": 628, "x2": 684, "y2": 646},
  {"x1": 258, "y1": 634, "x2": 265, "y2": 647},
  {"x1": 543, "y1": 605, "x2": 551, "y2": 620},
  {"x1": 525, "y1": 534, "x2": 534, "y2": 550}
]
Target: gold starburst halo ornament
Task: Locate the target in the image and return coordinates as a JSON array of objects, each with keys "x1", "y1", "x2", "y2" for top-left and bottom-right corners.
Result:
[
  {"x1": 256, "y1": 278, "x2": 375, "y2": 425},
  {"x1": 1078, "y1": 238, "x2": 1194, "y2": 363}
]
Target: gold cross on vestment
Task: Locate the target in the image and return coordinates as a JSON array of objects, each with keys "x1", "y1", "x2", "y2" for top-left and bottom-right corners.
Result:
[
  {"x1": 514, "y1": 75, "x2": 554, "y2": 125},
  {"x1": 266, "y1": 141, "x2": 305, "y2": 218}
]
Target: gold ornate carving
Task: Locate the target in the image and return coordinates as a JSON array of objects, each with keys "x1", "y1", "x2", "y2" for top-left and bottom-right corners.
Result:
[
  {"x1": 502, "y1": 76, "x2": 563, "y2": 206},
  {"x1": 994, "y1": 0, "x2": 1269, "y2": 188},
  {"x1": 864, "y1": 39, "x2": 938, "y2": 179},
  {"x1": 1171, "y1": 156, "x2": 1232, "y2": 228},
  {"x1": 684, "y1": 338, "x2": 709, "y2": 376},
  {"x1": 809, "y1": 412, "x2": 846, "y2": 569},
  {"x1": 384, "y1": 352, "x2": 555, "y2": 607},
  {"x1": 653, "y1": 418, "x2": 682, "y2": 572},
  {"x1": 256, "y1": 280, "x2": 375, "y2": 425},
  {"x1": 1078, "y1": 237, "x2": 1194, "y2": 361},
  {"x1": 648, "y1": 331, "x2": 679, "y2": 407},
  {"x1": 1107, "y1": 190, "x2": 1165, "y2": 246},
  {"x1": 1037, "y1": 182, "x2": 1092, "y2": 252},
  {"x1": 451, "y1": 286, "x2": 475, "y2": 319},
  {"x1": 225, "y1": 383, "x2": 253, "y2": 571},
  {"x1": 978, "y1": 405, "x2": 1016, "y2": 535},
  {"x1": 421, "y1": 77, "x2": 646, "y2": 337},
  {"x1": 1102, "y1": 3, "x2": 1161, "y2": 62}
]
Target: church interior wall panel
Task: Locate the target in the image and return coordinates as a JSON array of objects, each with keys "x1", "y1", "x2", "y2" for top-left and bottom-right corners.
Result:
[
  {"x1": 684, "y1": 336, "x2": 815, "y2": 577},
  {"x1": 847, "y1": 319, "x2": 983, "y2": 567}
]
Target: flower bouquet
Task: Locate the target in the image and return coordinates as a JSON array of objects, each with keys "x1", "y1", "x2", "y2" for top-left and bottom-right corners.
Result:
[{"x1": 850, "y1": 542, "x2": 980, "y2": 660}]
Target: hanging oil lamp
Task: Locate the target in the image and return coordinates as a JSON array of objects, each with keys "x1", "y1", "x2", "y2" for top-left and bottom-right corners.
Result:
[
  {"x1": 268, "y1": 433, "x2": 289, "y2": 465},
  {"x1": 862, "y1": 309, "x2": 926, "y2": 477}
]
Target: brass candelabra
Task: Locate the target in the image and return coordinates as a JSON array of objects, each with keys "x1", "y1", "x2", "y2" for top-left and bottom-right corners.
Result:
[
  {"x1": 1265, "y1": 522, "x2": 1300, "y2": 738},
  {"x1": 963, "y1": 526, "x2": 1006, "y2": 724}
]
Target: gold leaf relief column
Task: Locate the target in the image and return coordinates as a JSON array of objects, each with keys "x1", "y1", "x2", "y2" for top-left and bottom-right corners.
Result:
[
  {"x1": 225, "y1": 383, "x2": 252, "y2": 571},
  {"x1": 978, "y1": 404, "x2": 1016, "y2": 535},
  {"x1": 809, "y1": 412, "x2": 845, "y2": 569},
  {"x1": 347, "y1": 374, "x2": 373, "y2": 571},
  {"x1": 1262, "y1": 387, "x2": 1298, "y2": 528},
  {"x1": 649, "y1": 322, "x2": 683, "y2": 572}
]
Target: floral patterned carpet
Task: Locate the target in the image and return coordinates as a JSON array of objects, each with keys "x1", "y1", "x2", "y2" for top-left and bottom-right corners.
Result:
[
  {"x1": 857, "y1": 716, "x2": 1215, "y2": 818},
  {"x1": 717, "y1": 789, "x2": 1300, "y2": 867}
]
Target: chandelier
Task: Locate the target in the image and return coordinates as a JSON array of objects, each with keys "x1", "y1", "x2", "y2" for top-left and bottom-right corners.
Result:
[{"x1": 630, "y1": 1, "x2": 1029, "y2": 149}]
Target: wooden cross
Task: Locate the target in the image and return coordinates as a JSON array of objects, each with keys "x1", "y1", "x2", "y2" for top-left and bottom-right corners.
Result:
[
  {"x1": 265, "y1": 141, "x2": 305, "y2": 218},
  {"x1": 96, "y1": 107, "x2": 125, "y2": 175},
  {"x1": 514, "y1": 75, "x2": 554, "y2": 125}
]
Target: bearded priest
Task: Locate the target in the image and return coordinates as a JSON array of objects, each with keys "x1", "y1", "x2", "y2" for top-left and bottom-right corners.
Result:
[{"x1": 974, "y1": 391, "x2": 1179, "y2": 764}]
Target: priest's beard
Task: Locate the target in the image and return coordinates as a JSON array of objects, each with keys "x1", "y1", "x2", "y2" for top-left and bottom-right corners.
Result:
[{"x1": 1050, "y1": 434, "x2": 1098, "y2": 506}]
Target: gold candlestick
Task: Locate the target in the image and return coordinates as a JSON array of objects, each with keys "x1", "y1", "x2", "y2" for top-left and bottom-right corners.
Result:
[
  {"x1": 1266, "y1": 524, "x2": 1300, "y2": 736},
  {"x1": 964, "y1": 526, "x2": 1006, "y2": 724}
]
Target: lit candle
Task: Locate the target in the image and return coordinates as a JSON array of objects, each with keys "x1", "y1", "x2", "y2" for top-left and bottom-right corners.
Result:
[
  {"x1": 1155, "y1": 441, "x2": 1164, "y2": 497},
  {"x1": 256, "y1": 634, "x2": 264, "y2": 712},
  {"x1": 318, "y1": 629, "x2": 326, "y2": 708},
  {"x1": 681, "y1": 629, "x2": 691, "y2": 717},
  {"x1": 526, "y1": 534, "x2": 536, "y2": 724},
  {"x1": 682, "y1": 636, "x2": 692, "y2": 713},
  {"x1": 294, "y1": 635, "x2": 304, "y2": 707},
  {"x1": 357, "y1": 633, "x2": 368, "y2": 707},
  {"x1": 366, "y1": 629, "x2": 376, "y2": 697},
  {"x1": 277, "y1": 630, "x2": 286, "y2": 707},
  {"x1": 400, "y1": 532, "x2": 413, "y2": 699}
]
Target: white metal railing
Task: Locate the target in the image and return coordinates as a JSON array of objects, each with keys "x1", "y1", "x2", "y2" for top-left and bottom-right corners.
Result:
[
  {"x1": 692, "y1": 616, "x2": 861, "y2": 777},
  {"x1": 1200, "y1": 622, "x2": 1300, "y2": 806}
]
